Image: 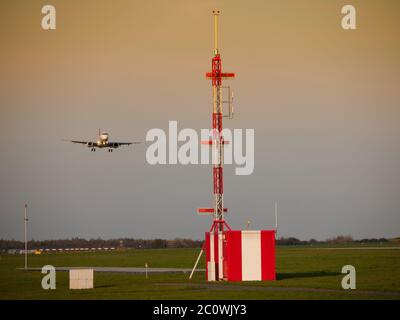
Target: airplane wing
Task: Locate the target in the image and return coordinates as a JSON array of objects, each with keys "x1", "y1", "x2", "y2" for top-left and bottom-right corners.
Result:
[
  {"x1": 108, "y1": 142, "x2": 141, "y2": 148},
  {"x1": 62, "y1": 139, "x2": 94, "y2": 146}
]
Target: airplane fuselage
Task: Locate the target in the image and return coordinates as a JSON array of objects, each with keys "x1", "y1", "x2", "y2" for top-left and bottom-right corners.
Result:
[
  {"x1": 86, "y1": 132, "x2": 117, "y2": 150},
  {"x1": 95, "y1": 133, "x2": 109, "y2": 147}
]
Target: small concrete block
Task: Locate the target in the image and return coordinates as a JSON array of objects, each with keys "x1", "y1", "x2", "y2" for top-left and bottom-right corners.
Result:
[{"x1": 69, "y1": 269, "x2": 94, "y2": 289}]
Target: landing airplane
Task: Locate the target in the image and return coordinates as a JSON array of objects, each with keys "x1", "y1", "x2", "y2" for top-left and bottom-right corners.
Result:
[{"x1": 63, "y1": 129, "x2": 140, "y2": 152}]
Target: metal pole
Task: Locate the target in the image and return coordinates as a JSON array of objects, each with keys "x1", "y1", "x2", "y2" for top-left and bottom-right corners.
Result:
[
  {"x1": 275, "y1": 201, "x2": 278, "y2": 239},
  {"x1": 213, "y1": 10, "x2": 219, "y2": 55},
  {"x1": 189, "y1": 248, "x2": 204, "y2": 280},
  {"x1": 24, "y1": 204, "x2": 28, "y2": 271},
  {"x1": 246, "y1": 219, "x2": 251, "y2": 230}
]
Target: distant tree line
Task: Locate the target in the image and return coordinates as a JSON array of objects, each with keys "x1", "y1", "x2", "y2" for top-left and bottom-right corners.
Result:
[
  {"x1": 276, "y1": 235, "x2": 389, "y2": 246},
  {"x1": 0, "y1": 237, "x2": 203, "y2": 251},
  {"x1": 0, "y1": 235, "x2": 391, "y2": 251}
]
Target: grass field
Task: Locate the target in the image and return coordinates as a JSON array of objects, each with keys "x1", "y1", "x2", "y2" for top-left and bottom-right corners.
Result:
[{"x1": 1, "y1": 245, "x2": 400, "y2": 300}]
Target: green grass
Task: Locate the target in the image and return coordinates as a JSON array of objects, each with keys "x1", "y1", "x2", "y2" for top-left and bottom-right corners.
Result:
[{"x1": 1, "y1": 246, "x2": 400, "y2": 300}]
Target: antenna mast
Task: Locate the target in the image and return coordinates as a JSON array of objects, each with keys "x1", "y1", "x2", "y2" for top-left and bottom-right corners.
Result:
[
  {"x1": 24, "y1": 204, "x2": 28, "y2": 270},
  {"x1": 194, "y1": 11, "x2": 277, "y2": 283},
  {"x1": 202, "y1": 10, "x2": 235, "y2": 232},
  {"x1": 197, "y1": 10, "x2": 235, "y2": 281}
]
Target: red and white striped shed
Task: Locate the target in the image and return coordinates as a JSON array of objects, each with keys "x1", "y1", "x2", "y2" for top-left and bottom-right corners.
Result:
[{"x1": 205, "y1": 230, "x2": 276, "y2": 281}]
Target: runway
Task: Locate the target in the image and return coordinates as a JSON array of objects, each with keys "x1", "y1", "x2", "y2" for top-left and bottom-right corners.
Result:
[
  {"x1": 22, "y1": 267, "x2": 205, "y2": 274},
  {"x1": 313, "y1": 247, "x2": 400, "y2": 250}
]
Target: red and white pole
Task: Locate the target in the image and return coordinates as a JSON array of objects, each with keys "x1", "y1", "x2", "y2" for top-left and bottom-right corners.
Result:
[{"x1": 204, "y1": 10, "x2": 235, "y2": 281}]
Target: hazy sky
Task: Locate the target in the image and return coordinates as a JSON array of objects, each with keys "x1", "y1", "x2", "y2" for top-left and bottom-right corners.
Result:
[{"x1": 1, "y1": 0, "x2": 399, "y2": 241}]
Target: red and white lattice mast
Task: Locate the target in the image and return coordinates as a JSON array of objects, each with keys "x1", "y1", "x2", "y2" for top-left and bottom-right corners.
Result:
[
  {"x1": 206, "y1": 10, "x2": 234, "y2": 232},
  {"x1": 191, "y1": 11, "x2": 276, "y2": 283},
  {"x1": 197, "y1": 10, "x2": 235, "y2": 281}
]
